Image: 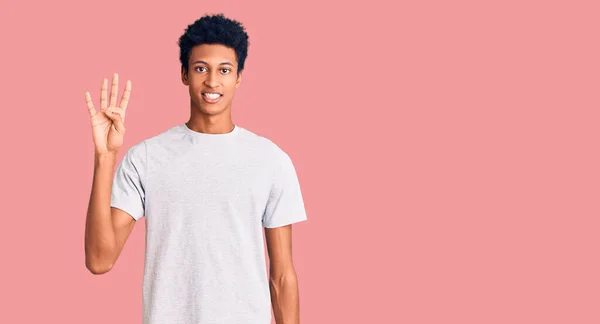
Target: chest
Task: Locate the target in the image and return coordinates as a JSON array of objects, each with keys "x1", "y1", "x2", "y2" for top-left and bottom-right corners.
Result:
[{"x1": 147, "y1": 150, "x2": 272, "y2": 215}]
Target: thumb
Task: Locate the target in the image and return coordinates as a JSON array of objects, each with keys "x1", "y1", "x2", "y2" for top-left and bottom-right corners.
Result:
[{"x1": 105, "y1": 107, "x2": 126, "y2": 134}]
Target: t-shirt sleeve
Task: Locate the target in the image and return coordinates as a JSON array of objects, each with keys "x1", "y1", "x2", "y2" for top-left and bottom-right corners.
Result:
[
  {"x1": 110, "y1": 141, "x2": 147, "y2": 221},
  {"x1": 262, "y1": 151, "x2": 308, "y2": 228}
]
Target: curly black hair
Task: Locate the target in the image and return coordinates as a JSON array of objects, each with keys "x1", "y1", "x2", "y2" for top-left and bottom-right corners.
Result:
[{"x1": 178, "y1": 13, "x2": 250, "y2": 76}]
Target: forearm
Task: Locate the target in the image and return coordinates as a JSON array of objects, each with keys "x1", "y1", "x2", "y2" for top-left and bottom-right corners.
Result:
[
  {"x1": 269, "y1": 272, "x2": 300, "y2": 324},
  {"x1": 84, "y1": 152, "x2": 118, "y2": 274}
]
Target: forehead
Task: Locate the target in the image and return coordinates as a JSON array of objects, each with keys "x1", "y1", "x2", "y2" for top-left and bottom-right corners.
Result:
[{"x1": 189, "y1": 44, "x2": 237, "y2": 65}]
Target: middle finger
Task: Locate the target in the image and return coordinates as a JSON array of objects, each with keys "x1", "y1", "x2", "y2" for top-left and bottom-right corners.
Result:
[{"x1": 100, "y1": 78, "x2": 108, "y2": 111}]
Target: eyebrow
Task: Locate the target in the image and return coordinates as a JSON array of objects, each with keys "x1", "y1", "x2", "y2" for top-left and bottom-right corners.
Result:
[{"x1": 192, "y1": 60, "x2": 234, "y2": 66}]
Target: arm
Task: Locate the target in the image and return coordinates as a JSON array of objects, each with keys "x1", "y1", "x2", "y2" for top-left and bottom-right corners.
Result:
[
  {"x1": 84, "y1": 73, "x2": 137, "y2": 275},
  {"x1": 265, "y1": 224, "x2": 301, "y2": 324},
  {"x1": 84, "y1": 152, "x2": 136, "y2": 275}
]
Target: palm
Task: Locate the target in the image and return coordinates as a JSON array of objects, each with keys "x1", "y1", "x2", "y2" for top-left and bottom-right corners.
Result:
[
  {"x1": 91, "y1": 110, "x2": 123, "y2": 153},
  {"x1": 85, "y1": 73, "x2": 132, "y2": 155}
]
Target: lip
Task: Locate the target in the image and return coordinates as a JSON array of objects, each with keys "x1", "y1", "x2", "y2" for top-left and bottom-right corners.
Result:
[{"x1": 201, "y1": 92, "x2": 223, "y2": 104}]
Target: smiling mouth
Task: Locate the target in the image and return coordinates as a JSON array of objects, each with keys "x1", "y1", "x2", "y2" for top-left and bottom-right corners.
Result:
[{"x1": 202, "y1": 92, "x2": 223, "y2": 103}]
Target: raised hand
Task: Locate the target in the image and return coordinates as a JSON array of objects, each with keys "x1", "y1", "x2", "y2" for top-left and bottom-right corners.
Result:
[{"x1": 85, "y1": 73, "x2": 132, "y2": 155}]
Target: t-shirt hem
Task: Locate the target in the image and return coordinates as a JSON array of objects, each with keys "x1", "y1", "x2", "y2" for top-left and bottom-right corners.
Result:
[
  {"x1": 110, "y1": 201, "x2": 143, "y2": 221},
  {"x1": 263, "y1": 216, "x2": 307, "y2": 228}
]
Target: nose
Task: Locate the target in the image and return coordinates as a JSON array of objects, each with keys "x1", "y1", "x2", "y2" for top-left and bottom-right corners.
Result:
[{"x1": 204, "y1": 69, "x2": 219, "y2": 88}]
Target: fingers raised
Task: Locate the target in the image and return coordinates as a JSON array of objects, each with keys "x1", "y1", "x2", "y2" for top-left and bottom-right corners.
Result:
[
  {"x1": 100, "y1": 78, "x2": 108, "y2": 111},
  {"x1": 120, "y1": 80, "x2": 132, "y2": 111},
  {"x1": 109, "y1": 73, "x2": 119, "y2": 107},
  {"x1": 85, "y1": 92, "x2": 96, "y2": 117}
]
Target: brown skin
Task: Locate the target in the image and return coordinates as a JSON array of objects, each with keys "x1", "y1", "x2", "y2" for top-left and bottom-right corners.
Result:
[
  {"x1": 265, "y1": 224, "x2": 302, "y2": 324},
  {"x1": 181, "y1": 43, "x2": 241, "y2": 134},
  {"x1": 84, "y1": 45, "x2": 302, "y2": 322},
  {"x1": 84, "y1": 73, "x2": 138, "y2": 275},
  {"x1": 183, "y1": 43, "x2": 302, "y2": 323}
]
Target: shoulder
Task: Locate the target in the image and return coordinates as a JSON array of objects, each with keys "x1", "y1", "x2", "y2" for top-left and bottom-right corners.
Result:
[
  {"x1": 237, "y1": 127, "x2": 299, "y2": 184},
  {"x1": 143, "y1": 124, "x2": 185, "y2": 146},
  {"x1": 122, "y1": 139, "x2": 146, "y2": 159},
  {"x1": 120, "y1": 124, "x2": 182, "y2": 160},
  {"x1": 128, "y1": 124, "x2": 194, "y2": 159},
  {"x1": 237, "y1": 126, "x2": 291, "y2": 162}
]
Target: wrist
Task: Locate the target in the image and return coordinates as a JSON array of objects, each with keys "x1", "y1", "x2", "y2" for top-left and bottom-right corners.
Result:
[{"x1": 94, "y1": 151, "x2": 118, "y2": 164}]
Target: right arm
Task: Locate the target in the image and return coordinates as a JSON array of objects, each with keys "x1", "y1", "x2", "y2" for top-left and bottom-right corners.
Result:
[
  {"x1": 83, "y1": 73, "x2": 136, "y2": 275},
  {"x1": 84, "y1": 152, "x2": 136, "y2": 275}
]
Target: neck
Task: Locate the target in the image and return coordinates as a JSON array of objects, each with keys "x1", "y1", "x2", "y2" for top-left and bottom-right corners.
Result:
[{"x1": 186, "y1": 113, "x2": 234, "y2": 135}]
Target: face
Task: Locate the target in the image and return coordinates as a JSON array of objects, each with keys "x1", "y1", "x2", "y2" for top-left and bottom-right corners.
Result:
[{"x1": 181, "y1": 44, "x2": 242, "y2": 116}]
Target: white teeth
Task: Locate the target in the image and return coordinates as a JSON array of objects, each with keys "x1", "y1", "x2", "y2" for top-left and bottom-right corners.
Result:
[{"x1": 204, "y1": 93, "x2": 220, "y2": 99}]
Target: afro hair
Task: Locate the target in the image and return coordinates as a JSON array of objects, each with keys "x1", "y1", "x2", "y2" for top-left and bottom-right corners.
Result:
[{"x1": 178, "y1": 13, "x2": 250, "y2": 76}]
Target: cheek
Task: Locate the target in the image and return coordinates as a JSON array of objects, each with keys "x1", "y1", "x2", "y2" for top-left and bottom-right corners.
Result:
[
  {"x1": 190, "y1": 84, "x2": 203, "y2": 95},
  {"x1": 226, "y1": 80, "x2": 238, "y2": 93}
]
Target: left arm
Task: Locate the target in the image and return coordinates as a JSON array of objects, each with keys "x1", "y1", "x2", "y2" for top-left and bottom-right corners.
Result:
[{"x1": 265, "y1": 224, "x2": 301, "y2": 324}]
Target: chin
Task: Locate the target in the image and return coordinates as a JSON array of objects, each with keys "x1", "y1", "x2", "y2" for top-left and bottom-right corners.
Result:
[{"x1": 197, "y1": 104, "x2": 227, "y2": 116}]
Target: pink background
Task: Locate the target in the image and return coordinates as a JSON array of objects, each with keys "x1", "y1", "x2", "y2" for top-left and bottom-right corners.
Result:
[{"x1": 0, "y1": 0, "x2": 598, "y2": 323}]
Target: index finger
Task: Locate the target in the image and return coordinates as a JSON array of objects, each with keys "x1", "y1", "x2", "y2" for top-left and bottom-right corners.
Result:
[
  {"x1": 85, "y1": 92, "x2": 97, "y2": 117},
  {"x1": 120, "y1": 80, "x2": 132, "y2": 111}
]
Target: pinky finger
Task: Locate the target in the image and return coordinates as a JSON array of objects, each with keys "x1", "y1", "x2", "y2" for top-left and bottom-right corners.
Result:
[{"x1": 85, "y1": 92, "x2": 97, "y2": 117}]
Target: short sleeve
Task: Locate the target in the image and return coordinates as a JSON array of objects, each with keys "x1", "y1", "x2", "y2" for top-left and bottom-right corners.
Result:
[
  {"x1": 262, "y1": 151, "x2": 308, "y2": 228},
  {"x1": 111, "y1": 141, "x2": 147, "y2": 221}
]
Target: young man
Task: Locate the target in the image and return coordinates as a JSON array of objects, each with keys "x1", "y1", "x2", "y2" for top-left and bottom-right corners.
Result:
[{"x1": 84, "y1": 14, "x2": 307, "y2": 324}]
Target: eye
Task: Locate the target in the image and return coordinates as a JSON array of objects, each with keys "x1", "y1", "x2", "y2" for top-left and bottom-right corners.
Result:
[
  {"x1": 221, "y1": 68, "x2": 231, "y2": 74},
  {"x1": 195, "y1": 66, "x2": 207, "y2": 72}
]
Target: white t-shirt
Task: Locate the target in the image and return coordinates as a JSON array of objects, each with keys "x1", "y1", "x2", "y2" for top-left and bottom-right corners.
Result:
[{"x1": 110, "y1": 123, "x2": 308, "y2": 324}]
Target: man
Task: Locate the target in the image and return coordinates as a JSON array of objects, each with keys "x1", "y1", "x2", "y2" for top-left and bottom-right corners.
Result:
[{"x1": 83, "y1": 13, "x2": 307, "y2": 324}]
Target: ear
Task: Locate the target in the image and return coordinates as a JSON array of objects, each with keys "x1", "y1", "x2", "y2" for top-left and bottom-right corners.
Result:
[
  {"x1": 235, "y1": 71, "x2": 243, "y2": 88},
  {"x1": 181, "y1": 66, "x2": 189, "y2": 86}
]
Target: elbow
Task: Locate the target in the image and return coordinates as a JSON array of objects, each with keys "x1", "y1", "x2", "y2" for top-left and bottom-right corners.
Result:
[
  {"x1": 85, "y1": 242, "x2": 117, "y2": 275},
  {"x1": 269, "y1": 270, "x2": 299, "y2": 285},
  {"x1": 85, "y1": 262, "x2": 113, "y2": 275},
  {"x1": 86, "y1": 259, "x2": 114, "y2": 275},
  {"x1": 85, "y1": 249, "x2": 116, "y2": 275}
]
